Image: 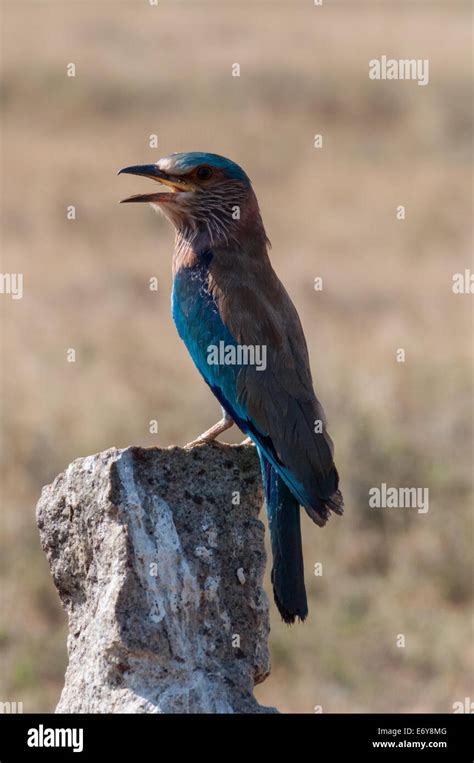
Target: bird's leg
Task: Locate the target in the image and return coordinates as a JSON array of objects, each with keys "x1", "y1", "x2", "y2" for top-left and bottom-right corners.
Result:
[{"x1": 185, "y1": 409, "x2": 234, "y2": 448}]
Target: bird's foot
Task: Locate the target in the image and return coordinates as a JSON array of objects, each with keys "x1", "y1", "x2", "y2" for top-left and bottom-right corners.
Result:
[
  {"x1": 185, "y1": 414, "x2": 234, "y2": 448},
  {"x1": 240, "y1": 436, "x2": 253, "y2": 445}
]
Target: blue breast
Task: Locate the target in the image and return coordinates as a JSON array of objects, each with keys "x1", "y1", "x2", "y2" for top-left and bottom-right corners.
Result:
[{"x1": 172, "y1": 255, "x2": 244, "y2": 419}]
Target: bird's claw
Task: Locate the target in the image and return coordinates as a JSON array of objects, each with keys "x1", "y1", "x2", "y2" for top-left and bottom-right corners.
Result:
[
  {"x1": 184, "y1": 413, "x2": 234, "y2": 449},
  {"x1": 184, "y1": 435, "x2": 221, "y2": 449}
]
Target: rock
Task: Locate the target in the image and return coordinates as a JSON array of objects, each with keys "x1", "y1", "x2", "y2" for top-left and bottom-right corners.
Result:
[{"x1": 36, "y1": 444, "x2": 277, "y2": 713}]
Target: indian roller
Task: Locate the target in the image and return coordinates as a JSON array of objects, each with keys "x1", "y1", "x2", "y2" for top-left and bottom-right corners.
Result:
[{"x1": 119, "y1": 152, "x2": 343, "y2": 623}]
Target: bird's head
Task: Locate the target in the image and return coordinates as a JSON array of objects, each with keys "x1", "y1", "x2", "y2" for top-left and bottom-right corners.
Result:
[{"x1": 119, "y1": 152, "x2": 267, "y2": 250}]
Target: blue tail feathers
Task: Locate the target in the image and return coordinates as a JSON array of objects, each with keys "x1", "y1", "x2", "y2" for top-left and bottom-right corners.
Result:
[{"x1": 258, "y1": 449, "x2": 308, "y2": 624}]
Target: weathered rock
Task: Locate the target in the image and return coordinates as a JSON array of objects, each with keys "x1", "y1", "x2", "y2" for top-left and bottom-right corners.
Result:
[{"x1": 36, "y1": 444, "x2": 277, "y2": 713}]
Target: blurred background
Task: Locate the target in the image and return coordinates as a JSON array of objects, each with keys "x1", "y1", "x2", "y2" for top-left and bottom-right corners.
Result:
[{"x1": 1, "y1": 0, "x2": 472, "y2": 713}]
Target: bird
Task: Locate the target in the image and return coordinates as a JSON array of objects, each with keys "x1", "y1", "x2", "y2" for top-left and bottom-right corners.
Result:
[{"x1": 119, "y1": 152, "x2": 343, "y2": 623}]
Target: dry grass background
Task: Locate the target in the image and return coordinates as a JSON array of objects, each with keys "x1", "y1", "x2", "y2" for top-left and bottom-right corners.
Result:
[{"x1": 0, "y1": 1, "x2": 472, "y2": 713}]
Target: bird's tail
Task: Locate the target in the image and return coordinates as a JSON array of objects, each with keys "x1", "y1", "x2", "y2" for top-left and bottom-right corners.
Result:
[{"x1": 258, "y1": 449, "x2": 308, "y2": 624}]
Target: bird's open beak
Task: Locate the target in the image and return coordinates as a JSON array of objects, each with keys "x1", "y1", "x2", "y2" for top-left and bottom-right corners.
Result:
[{"x1": 118, "y1": 164, "x2": 195, "y2": 203}]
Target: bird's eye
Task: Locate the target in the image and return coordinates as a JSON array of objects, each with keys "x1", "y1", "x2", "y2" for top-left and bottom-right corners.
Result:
[{"x1": 196, "y1": 166, "x2": 213, "y2": 181}]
